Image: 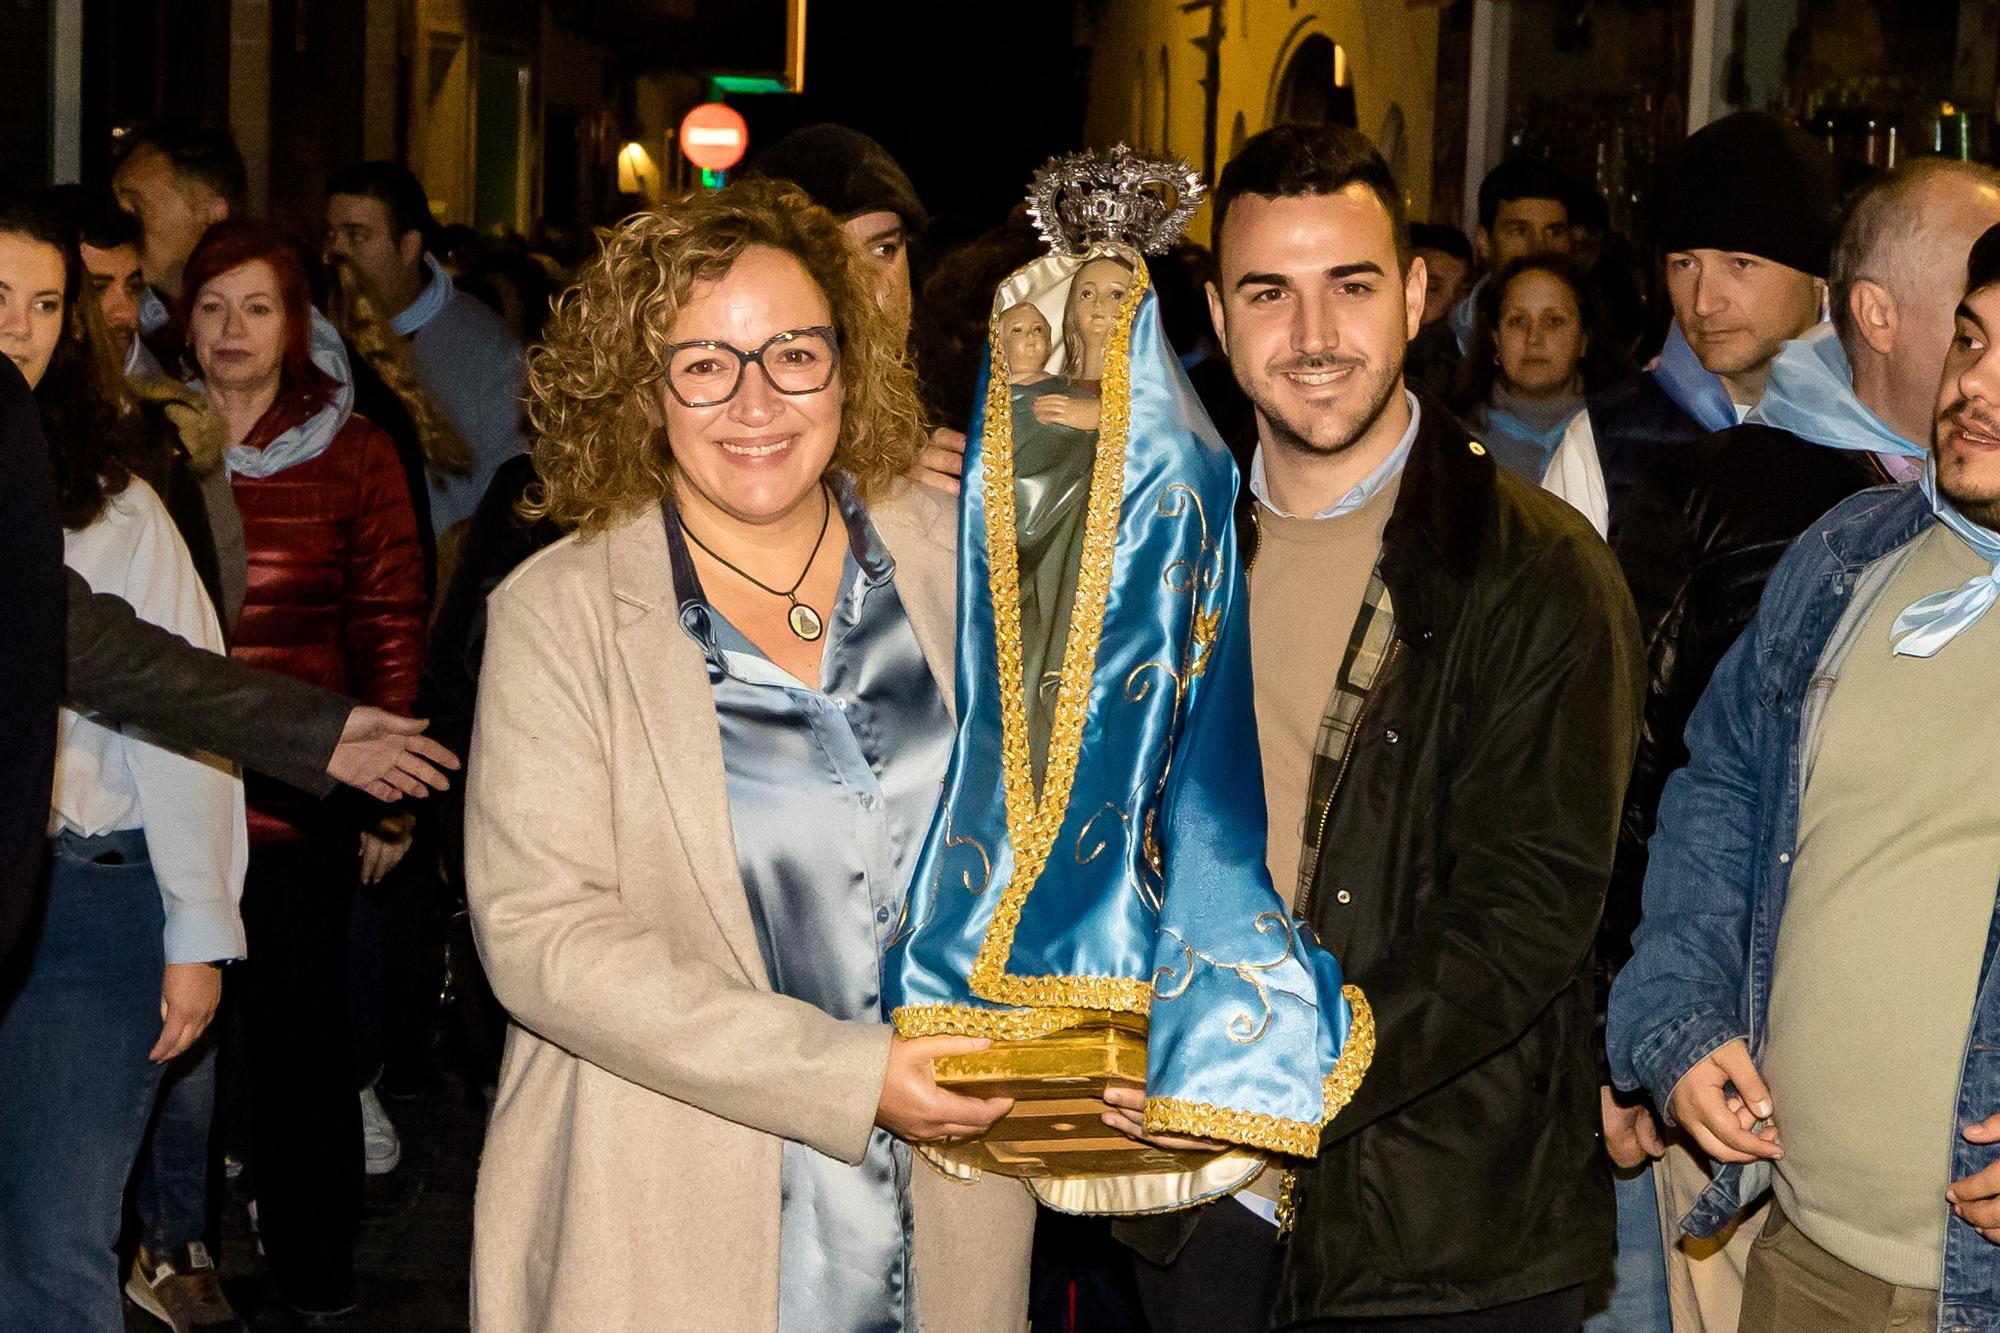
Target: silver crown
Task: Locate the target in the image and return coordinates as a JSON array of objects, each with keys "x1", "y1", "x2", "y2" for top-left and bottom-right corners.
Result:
[{"x1": 1026, "y1": 144, "x2": 1204, "y2": 257}]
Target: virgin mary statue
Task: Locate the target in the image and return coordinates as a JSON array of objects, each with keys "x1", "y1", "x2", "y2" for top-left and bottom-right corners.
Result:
[{"x1": 884, "y1": 147, "x2": 1373, "y2": 1216}]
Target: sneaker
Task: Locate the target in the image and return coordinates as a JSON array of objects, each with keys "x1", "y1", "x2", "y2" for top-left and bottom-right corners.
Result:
[
  {"x1": 359, "y1": 1086, "x2": 402, "y2": 1175},
  {"x1": 125, "y1": 1241, "x2": 245, "y2": 1331}
]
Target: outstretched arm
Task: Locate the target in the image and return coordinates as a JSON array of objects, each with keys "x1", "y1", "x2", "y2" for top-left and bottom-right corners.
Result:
[{"x1": 66, "y1": 569, "x2": 456, "y2": 799}]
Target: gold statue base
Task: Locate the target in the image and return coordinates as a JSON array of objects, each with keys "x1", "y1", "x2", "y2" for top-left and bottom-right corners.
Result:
[{"x1": 928, "y1": 1014, "x2": 1219, "y2": 1178}]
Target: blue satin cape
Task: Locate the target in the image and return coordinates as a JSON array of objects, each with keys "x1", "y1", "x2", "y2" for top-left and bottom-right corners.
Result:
[{"x1": 883, "y1": 245, "x2": 1373, "y2": 1212}]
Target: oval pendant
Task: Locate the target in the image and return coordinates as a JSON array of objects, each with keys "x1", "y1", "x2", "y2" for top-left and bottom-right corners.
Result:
[{"x1": 788, "y1": 602, "x2": 825, "y2": 642}]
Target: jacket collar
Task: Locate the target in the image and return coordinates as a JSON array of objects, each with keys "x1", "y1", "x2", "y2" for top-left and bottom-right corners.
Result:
[
  {"x1": 1817, "y1": 481, "x2": 1935, "y2": 570},
  {"x1": 599, "y1": 478, "x2": 958, "y2": 985},
  {"x1": 1234, "y1": 390, "x2": 1490, "y2": 638},
  {"x1": 1373, "y1": 395, "x2": 1493, "y2": 645}
]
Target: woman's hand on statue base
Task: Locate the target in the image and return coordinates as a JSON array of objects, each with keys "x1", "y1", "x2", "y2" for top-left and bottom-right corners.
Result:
[
  {"x1": 875, "y1": 1034, "x2": 1014, "y2": 1144},
  {"x1": 1100, "y1": 1085, "x2": 1229, "y2": 1154}
]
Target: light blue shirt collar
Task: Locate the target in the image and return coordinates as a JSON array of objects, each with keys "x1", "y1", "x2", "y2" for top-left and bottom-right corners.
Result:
[
  {"x1": 1249, "y1": 392, "x2": 1421, "y2": 520},
  {"x1": 391, "y1": 254, "x2": 454, "y2": 338}
]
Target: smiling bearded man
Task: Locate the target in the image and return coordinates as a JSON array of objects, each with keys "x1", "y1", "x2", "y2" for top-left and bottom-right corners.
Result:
[{"x1": 1109, "y1": 122, "x2": 1643, "y2": 1333}]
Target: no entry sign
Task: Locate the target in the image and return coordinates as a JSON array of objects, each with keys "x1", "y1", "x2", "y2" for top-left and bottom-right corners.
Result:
[{"x1": 679, "y1": 103, "x2": 749, "y2": 172}]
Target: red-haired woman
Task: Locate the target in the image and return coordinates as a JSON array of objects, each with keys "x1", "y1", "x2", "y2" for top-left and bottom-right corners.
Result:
[{"x1": 174, "y1": 220, "x2": 426, "y2": 1320}]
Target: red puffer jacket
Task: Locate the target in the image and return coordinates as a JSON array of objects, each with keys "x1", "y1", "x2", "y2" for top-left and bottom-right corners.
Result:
[{"x1": 230, "y1": 411, "x2": 427, "y2": 843}]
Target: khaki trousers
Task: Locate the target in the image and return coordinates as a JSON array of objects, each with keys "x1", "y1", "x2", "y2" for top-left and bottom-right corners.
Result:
[
  {"x1": 1654, "y1": 1134, "x2": 1769, "y2": 1333},
  {"x1": 1738, "y1": 1201, "x2": 1937, "y2": 1333}
]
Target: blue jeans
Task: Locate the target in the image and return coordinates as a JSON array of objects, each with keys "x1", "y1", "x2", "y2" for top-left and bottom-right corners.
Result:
[
  {"x1": 1584, "y1": 1164, "x2": 1672, "y2": 1333},
  {"x1": 0, "y1": 830, "x2": 166, "y2": 1333},
  {"x1": 135, "y1": 1032, "x2": 218, "y2": 1255}
]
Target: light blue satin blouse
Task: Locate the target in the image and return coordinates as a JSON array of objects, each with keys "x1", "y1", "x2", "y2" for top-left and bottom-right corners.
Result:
[{"x1": 665, "y1": 482, "x2": 953, "y2": 1333}]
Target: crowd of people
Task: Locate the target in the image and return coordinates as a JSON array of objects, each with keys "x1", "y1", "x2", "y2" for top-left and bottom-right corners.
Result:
[{"x1": 2, "y1": 92, "x2": 1998, "y2": 1333}]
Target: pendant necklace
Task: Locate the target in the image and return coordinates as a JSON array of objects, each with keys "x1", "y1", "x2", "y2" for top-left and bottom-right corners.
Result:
[{"x1": 682, "y1": 485, "x2": 833, "y2": 642}]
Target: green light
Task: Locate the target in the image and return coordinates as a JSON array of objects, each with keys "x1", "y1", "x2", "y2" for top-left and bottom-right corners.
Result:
[
  {"x1": 700, "y1": 168, "x2": 726, "y2": 189},
  {"x1": 709, "y1": 75, "x2": 789, "y2": 96}
]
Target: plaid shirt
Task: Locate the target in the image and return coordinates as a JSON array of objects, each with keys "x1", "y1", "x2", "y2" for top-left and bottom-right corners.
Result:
[{"x1": 1294, "y1": 570, "x2": 1396, "y2": 907}]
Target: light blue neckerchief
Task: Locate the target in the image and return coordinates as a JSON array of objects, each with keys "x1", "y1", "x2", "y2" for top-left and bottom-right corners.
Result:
[
  {"x1": 1652, "y1": 321, "x2": 1741, "y2": 433},
  {"x1": 139, "y1": 288, "x2": 170, "y2": 336},
  {"x1": 210, "y1": 308, "x2": 357, "y2": 479},
  {"x1": 391, "y1": 254, "x2": 452, "y2": 338},
  {"x1": 1748, "y1": 325, "x2": 1925, "y2": 462},
  {"x1": 1890, "y1": 458, "x2": 2000, "y2": 658}
]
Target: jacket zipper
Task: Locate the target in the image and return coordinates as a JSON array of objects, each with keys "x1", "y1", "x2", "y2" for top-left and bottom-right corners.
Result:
[{"x1": 1295, "y1": 637, "x2": 1400, "y2": 927}]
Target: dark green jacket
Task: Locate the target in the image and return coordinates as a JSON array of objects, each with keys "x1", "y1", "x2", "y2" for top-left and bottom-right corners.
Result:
[{"x1": 1126, "y1": 399, "x2": 1643, "y2": 1322}]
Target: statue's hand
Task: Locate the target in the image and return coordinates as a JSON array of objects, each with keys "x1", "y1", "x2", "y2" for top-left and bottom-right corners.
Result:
[
  {"x1": 1101, "y1": 1084, "x2": 1228, "y2": 1153},
  {"x1": 1031, "y1": 392, "x2": 1102, "y2": 432}
]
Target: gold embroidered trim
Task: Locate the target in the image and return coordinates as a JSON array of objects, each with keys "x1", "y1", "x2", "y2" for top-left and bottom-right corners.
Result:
[
  {"x1": 1143, "y1": 1097, "x2": 1321, "y2": 1158},
  {"x1": 1275, "y1": 987, "x2": 1374, "y2": 1237},
  {"x1": 1323, "y1": 984, "x2": 1375, "y2": 1123},
  {"x1": 890, "y1": 1003, "x2": 1093, "y2": 1042},
  {"x1": 1135, "y1": 984, "x2": 1377, "y2": 1158},
  {"x1": 968, "y1": 250, "x2": 1154, "y2": 1016}
]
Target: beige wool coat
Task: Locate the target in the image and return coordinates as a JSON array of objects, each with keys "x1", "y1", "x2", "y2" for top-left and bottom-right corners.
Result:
[{"x1": 465, "y1": 479, "x2": 1035, "y2": 1332}]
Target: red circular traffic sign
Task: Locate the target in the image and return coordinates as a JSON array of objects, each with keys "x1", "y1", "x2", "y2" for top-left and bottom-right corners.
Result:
[{"x1": 679, "y1": 103, "x2": 749, "y2": 172}]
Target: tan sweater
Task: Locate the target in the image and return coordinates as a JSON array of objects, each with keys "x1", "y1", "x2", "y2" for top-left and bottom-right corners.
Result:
[
  {"x1": 1764, "y1": 523, "x2": 2000, "y2": 1288},
  {"x1": 1248, "y1": 475, "x2": 1403, "y2": 910},
  {"x1": 1241, "y1": 474, "x2": 1400, "y2": 1205}
]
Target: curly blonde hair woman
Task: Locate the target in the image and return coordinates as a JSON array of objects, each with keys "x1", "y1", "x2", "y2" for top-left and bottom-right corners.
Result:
[
  {"x1": 463, "y1": 181, "x2": 1033, "y2": 1332},
  {"x1": 524, "y1": 180, "x2": 929, "y2": 533}
]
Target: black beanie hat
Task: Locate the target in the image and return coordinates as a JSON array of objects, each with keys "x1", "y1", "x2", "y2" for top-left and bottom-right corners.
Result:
[
  {"x1": 1658, "y1": 112, "x2": 1838, "y2": 277},
  {"x1": 742, "y1": 124, "x2": 930, "y2": 234}
]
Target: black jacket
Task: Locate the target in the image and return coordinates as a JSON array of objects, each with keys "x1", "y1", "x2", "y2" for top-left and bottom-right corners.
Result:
[
  {"x1": 0, "y1": 357, "x2": 63, "y2": 960},
  {"x1": 64, "y1": 566, "x2": 350, "y2": 798},
  {"x1": 1602, "y1": 425, "x2": 1890, "y2": 994},
  {"x1": 1122, "y1": 401, "x2": 1642, "y2": 1319},
  {"x1": 1585, "y1": 371, "x2": 1706, "y2": 542},
  {"x1": 1272, "y1": 402, "x2": 1642, "y2": 1321}
]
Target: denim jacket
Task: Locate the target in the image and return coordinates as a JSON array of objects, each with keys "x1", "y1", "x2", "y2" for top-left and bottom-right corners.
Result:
[{"x1": 1607, "y1": 482, "x2": 2000, "y2": 1331}]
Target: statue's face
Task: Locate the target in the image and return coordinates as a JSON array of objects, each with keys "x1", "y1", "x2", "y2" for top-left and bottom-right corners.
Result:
[
  {"x1": 999, "y1": 302, "x2": 1051, "y2": 373},
  {"x1": 1064, "y1": 257, "x2": 1132, "y2": 362}
]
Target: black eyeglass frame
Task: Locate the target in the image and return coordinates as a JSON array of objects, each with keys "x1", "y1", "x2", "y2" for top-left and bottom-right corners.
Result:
[{"x1": 660, "y1": 325, "x2": 842, "y2": 408}]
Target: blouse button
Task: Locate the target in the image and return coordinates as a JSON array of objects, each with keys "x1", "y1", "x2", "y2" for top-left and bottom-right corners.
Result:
[
  {"x1": 876, "y1": 906, "x2": 891, "y2": 924},
  {"x1": 1335, "y1": 889, "x2": 1352, "y2": 905}
]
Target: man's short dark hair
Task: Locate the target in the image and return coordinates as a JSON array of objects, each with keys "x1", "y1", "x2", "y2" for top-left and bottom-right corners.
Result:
[
  {"x1": 39, "y1": 184, "x2": 141, "y2": 253},
  {"x1": 1213, "y1": 123, "x2": 1409, "y2": 270},
  {"x1": 118, "y1": 123, "x2": 247, "y2": 212},
  {"x1": 1477, "y1": 157, "x2": 1572, "y2": 233},
  {"x1": 1967, "y1": 221, "x2": 2000, "y2": 298},
  {"x1": 326, "y1": 161, "x2": 436, "y2": 246},
  {"x1": 1409, "y1": 222, "x2": 1471, "y2": 264}
]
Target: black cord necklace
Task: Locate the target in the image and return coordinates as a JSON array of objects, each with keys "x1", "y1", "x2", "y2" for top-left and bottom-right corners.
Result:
[{"x1": 681, "y1": 485, "x2": 833, "y2": 642}]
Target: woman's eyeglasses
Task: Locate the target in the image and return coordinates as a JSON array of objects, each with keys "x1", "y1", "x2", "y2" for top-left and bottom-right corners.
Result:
[{"x1": 662, "y1": 326, "x2": 840, "y2": 408}]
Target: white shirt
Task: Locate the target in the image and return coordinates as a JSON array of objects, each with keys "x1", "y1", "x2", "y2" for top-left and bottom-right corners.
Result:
[
  {"x1": 1543, "y1": 413, "x2": 1612, "y2": 538},
  {"x1": 1249, "y1": 392, "x2": 1422, "y2": 520},
  {"x1": 55, "y1": 479, "x2": 248, "y2": 964}
]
